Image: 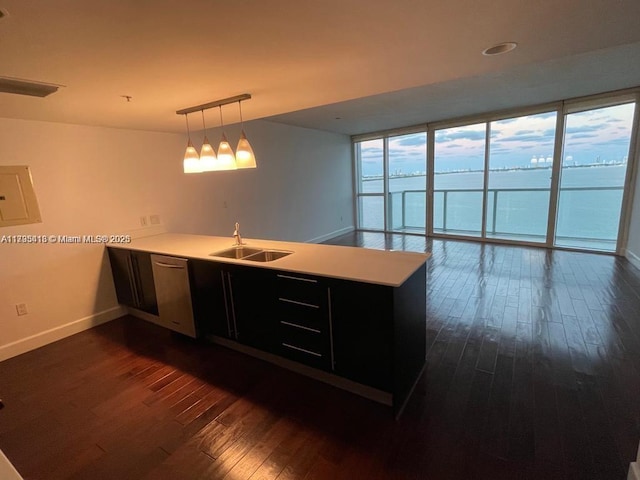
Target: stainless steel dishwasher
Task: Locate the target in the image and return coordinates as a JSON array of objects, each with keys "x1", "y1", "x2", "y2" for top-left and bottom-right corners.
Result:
[{"x1": 150, "y1": 254, "x2": 197, "y2": 338}]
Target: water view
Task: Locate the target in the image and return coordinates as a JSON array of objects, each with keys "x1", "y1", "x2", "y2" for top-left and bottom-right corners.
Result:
[
  {"x1": 356, "y1": 101, "x2": 637, "y2": 252},
  {"x1": 360, "y1": 163, "x2": 627, "y2": 250}
]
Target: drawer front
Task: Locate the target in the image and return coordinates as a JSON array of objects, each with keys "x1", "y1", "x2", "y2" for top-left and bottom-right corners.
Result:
[
  {"x1": 275, "y1": 273, "x2": 326, "y2": 307},
  {"x1": 279, "y1": 323, "x2": 331, "y2": 370},
  {"x1": 276, "y1": 297, "x2": 326, "y2": 331},
  {"x1": 280, "y1": 321, "x2": 326, "y2": 352}
]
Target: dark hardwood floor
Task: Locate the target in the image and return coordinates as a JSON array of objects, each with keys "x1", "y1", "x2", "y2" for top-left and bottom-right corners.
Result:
[{"x1": 1, "y1": 232, "x2": 640, "y2": 479}]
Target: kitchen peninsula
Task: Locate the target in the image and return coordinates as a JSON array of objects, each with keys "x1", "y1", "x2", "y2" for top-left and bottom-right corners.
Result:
[{"x1": 107, "y1": 233, "x2": 429, "y2": 415}]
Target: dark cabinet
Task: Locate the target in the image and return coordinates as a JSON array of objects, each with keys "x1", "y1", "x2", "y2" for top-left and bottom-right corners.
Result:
[
  {"x1": 107, "y1": 247, "x2": 158, "y2": 315},
  {"x1": 329, "y1": 280, "x2": 394, "y2": 391},
  {"x1": 190, "y1": 260, "x2": 230, "y2": 338},
  {"x1": 191, "y1": 260, "x2": 276, "y2": 351},
  {"x1": 330, "y1": 263, "x2": 427, "y2": 413},
  {"x1": 273, "y1": 272, "x2": 333, "y2": 371},
  {"x1": 227, "y1": 266, "x2": 276, "y2": 352}
]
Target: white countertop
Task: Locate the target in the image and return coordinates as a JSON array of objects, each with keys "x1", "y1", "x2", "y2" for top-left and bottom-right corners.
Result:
[{"x1": 108, "y1": 233, "x2": 429, "y2": 287}]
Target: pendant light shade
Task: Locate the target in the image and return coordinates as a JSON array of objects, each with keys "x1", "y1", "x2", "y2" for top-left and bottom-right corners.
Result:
[
  {"x1": 182, "y1": 114, "x2": 201, "y2": 173},
  {"x1": 235, "y1": 101, "x2": 257, "y2": 169},
  {"x1": 198, "y1": 111, "x2": 217, "y2": 172},
  {"x1": 183, "y1": 140, "x2": 201, "y2": 173},
  {"x1": 199, "y1": 137, "x2": 217, "y2": 171},
  {"x1": 217, "y1": 106, "x2": 237, "y2": 170},
  {"x1": 236, "y1": 130, "x2": 256, "y2": 168},
  {"x1": 217, "y1": 132, "x2": 237, "y2": 170}
]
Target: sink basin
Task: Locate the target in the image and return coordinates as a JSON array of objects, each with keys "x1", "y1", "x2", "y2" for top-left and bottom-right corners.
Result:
[
  {"x1": 210, "y1": 246, "x2": 263, "y2": 259},
  {"x1": 243, "y1": 250, "x2": 293, "y2": 262}
]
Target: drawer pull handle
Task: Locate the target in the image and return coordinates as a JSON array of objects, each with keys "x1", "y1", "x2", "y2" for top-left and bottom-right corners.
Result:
[
  {"x1": 280, "y1": 321, "x2": 321, "y2": 334},
  {"x1": 282, "y1": 343, "x2": 322, "y2": 357},
  {"x1": 277, "y1": 274, "x2": 318, "y2": 283},
  {"x1": 278, "y1": 298, "x2": 319, "y2": 309}
]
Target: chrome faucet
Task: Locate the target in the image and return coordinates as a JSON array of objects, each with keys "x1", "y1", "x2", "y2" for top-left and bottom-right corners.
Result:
[{"x1": 233, "y1": 222, "x2": 244, "y2": 245}]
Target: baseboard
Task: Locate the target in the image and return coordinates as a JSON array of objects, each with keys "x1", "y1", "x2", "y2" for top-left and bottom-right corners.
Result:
[
  {"x1": 0, "y1": 306, "x2": 125, "y2": 362},
  {"x1": 626, "y1": 249, "x2": 640, "y2": 272},
  {"x1": 306, "y1": 226, "x2": 355, "y2": 244}
]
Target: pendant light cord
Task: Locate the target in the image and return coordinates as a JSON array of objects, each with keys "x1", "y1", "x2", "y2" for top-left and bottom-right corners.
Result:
[
  {"x1": 218, "y1": 105, "x2": 225, "y2": 130},
  {"x1": 185, "y1": 114, "x2": 192, "y2": 141},
  {"x1": 201, "y1": 110, "x2": 207, "y2": 131},
  {"x1": 238, "y1": 100, "x2": 244, "y2": 129}
]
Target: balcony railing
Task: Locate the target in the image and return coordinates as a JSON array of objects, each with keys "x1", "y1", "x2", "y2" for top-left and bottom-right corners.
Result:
[{"x1": 361, "y1": 185, "x2": 624, "y2": 250}]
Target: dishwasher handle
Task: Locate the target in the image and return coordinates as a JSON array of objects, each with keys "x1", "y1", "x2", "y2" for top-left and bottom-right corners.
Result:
[{"x1": 153, "y1": 261, "x2": 185, "y2": 269}]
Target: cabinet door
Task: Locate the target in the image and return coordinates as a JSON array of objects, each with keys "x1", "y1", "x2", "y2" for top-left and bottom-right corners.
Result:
[
  {"x1": 227, "y1": 266, "x2": 276, "y2": 352},
  {"x1": 190, "y1": 259, "x2": 231, "y2": 338},
  {"x1": 330, "y1": 280, "x2": 394, "y2": 391},
  {"x1": 108, "y1": 247, "x2": 136, "y2": 307},
  {"x1": 107, "y1": 248, "x2": 158, "y2": 315},
  {"x1": 131, "y1": 251, "x2": 158, "y2": 315}
]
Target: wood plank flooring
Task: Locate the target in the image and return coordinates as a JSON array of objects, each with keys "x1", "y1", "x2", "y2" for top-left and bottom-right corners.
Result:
[{"x1": 1, "y1": 232, "x2": 640, "y2": 479}]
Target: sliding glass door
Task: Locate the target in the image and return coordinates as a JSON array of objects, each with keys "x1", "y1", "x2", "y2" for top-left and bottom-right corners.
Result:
[
  {"x1": 433, "y1": 123, "x2": 486, "y2": 237},
  {"x1": 356, "y1": 139, "x2": 385, "y2": 230},
  {"x1": 388, "y1": 132, "x2": 427, "y2": 233},
  {"x1": 485, "y1": 112, "x2": 557, "y2": 242},
  {"x1": 555, "y1": 102, "x2": 636, "y2": 251}
]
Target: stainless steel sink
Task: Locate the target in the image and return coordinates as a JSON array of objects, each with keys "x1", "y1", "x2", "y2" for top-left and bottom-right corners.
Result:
[
  {"x1": 209, "y1": 246, "x2": 263, "y2": 259},
  {"x1": 209, "y1": 246, "x2": 293, "y2": 262},
  {"x1": 243, "y1": 250, "x2": 293, "y2": 262}
]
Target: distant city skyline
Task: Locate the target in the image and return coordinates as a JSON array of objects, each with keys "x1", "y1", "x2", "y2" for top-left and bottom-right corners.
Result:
[{"x1": 359, "y1": 103, "x2": 635, "y2": 177}]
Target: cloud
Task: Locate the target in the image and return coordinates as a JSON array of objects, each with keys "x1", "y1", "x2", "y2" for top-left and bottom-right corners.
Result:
[
  {"x1": 390, "y1": 134, "x2": 426, "y2": 147},
  {"x1": 494, "y1": 134, "x2": 554, "y2": 143},
  {"x1": 494, "y1": 117, "x2": 518, "y2": 124},
  {"x1": 565, "y1": 123, "x2": 609, "y2": 134},
  {"x1": 569, "y1": 133, "x2": 599, "y2": 139},
  {"x1": 435, "y1": 129, "x2": 486, "y2": 142}
]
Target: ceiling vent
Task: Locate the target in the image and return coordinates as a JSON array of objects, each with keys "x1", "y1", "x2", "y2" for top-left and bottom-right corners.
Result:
[{"x1": 0, "y1": 77, "x2": 60, "y2": 97}]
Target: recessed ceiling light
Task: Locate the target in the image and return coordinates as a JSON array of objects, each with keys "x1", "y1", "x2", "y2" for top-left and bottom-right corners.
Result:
[{"x1": 482, "y1": 42, "x2": 517, "y2": 56}]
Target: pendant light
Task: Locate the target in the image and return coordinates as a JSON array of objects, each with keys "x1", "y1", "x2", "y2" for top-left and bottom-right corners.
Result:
[
  {"x1": 199, "y1": 109, "x2": 217, "y2": 172},
  {"x1": 176, "y1": 93, "x2": 253, "y2": 174},
  {"x1": 235, "y1": 100, "x2": 257, "y2": 169},
  {"x1": 216, "y1": 105, "x2": 237, "y2": 170},
  {"x1": 183, "y1": 113, "x2": 201, "y2": 174}
]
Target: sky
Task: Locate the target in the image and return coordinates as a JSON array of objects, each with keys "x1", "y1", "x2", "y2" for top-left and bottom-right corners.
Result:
[{"x1": 359, "y1": 102, "x2": 636, "y2": 176}]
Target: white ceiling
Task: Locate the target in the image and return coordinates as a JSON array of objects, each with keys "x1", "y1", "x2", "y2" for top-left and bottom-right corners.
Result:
[{"x1": 1, "y1": 0, "x2": 639, "y2": 136}]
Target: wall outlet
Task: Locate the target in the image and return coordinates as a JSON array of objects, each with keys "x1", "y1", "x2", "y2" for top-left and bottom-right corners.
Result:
[
  {"x1": 140, "y1": 216, "x2": 148, "y2": 227},
  {"x1": 149, "y1": 214, "x2": 161, "y2": 225},
  {"x1": 16, "y1": 303, "x2": 28, "y2": 316}
]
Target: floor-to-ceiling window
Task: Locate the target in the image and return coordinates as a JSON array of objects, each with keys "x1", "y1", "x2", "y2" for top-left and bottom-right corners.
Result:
[
  {"x1": 388, "y1": 132, "x2": 427, "y2": 233},
  {"x1": 555, "y1": 101, "x2": 636, "y2": 251},
  {"x1": 486, "y1": 111, "x2": 557, "y2": 242},
  {"x1": 354, "y1": 89, "x2": 639, "y2": 253},
  {"x1": 433, "y1": 123, "x2": 486, "y2": 237},
  {"x1": 356, "y1": 139, "x2": 385, "y2": 230}
]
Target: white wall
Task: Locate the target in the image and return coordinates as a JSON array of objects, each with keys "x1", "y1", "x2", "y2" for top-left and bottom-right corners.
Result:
[{"x1": 0, "y1": 117, "x2": 352, "y2": 360}]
